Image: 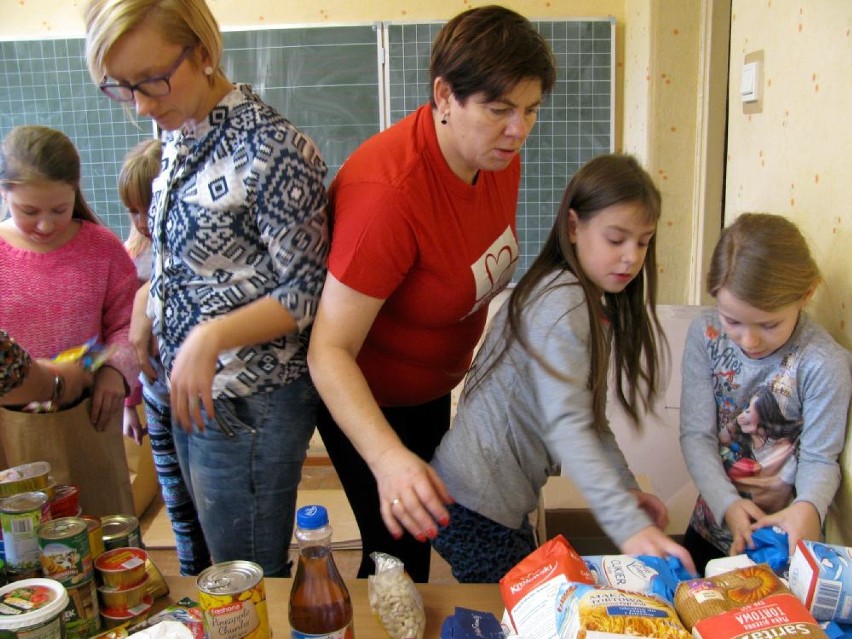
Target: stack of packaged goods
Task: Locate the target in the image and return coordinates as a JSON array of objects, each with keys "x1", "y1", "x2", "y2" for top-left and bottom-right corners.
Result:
[
  {"x1": 494, "y1": 531, "x2": 852, "y2": 639},
  {"x1": 1, "y1": 460, "x2": 170, "y2": 639}
]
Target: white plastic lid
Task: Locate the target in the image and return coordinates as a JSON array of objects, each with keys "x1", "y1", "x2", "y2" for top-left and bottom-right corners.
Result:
[{"x1": 0, "y1": 578, "x2": 69, "y2": 631}]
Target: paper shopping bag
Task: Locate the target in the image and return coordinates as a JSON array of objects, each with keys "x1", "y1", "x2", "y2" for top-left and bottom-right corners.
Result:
[{"x1": 0, "y1": 399, "x2": 134, "y2": 517}]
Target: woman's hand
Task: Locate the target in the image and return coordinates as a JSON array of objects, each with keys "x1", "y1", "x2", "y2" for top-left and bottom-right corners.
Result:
[
  {"x1": 621, "y1": 526, "x2": 697, "y2": 576},
  {"x1": 631, "y1": 490, "x2": 670, "y2": 530},
  {"x1": 374, "y1": 444, "x2": 453, "y2": 542},
  {"x1": 90, "y1": 365, "x2": 126, "y2": 431},
  {"x1": 751, "y1": 501, "x2": 821, "y2": 556},
  {"x1": 725, "y1": 498, "x2": 767, "y2": 555},
  {"x1": 170, "y1": 322, "x2": 219, "y2": 433}
]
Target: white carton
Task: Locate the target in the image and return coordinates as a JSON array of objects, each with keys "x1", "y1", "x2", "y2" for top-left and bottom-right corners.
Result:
[{"x1": 788, "y1": 539, "x2": 852, "y2": 624}]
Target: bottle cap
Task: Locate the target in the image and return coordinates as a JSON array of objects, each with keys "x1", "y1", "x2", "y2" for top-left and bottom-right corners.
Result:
[{"x1": 296, "y1": 504, "x2": 329, "y2": 529}]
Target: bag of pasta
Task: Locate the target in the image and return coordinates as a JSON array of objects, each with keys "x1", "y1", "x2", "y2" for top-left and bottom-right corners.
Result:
[
  {"x1": 674, "y1": 563, "x2": 789, "y2": 630},
  {"x1": 368, "y1": 552, "x2": 426, "y2": 639},
  {"x1": 555, "y1": 582, "x2": 691, "y2": 639}
]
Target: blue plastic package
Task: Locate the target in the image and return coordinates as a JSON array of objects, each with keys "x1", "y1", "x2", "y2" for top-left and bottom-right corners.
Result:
[
  {"x1": 746, "y1": 526, "x2": 790, "y2": 576},
  {"x1": 440, "y1": 607, "x2": 504, "y2": 639},
  {"x1": 582, "y1": 554, "x2": 693, "y2": 604}
]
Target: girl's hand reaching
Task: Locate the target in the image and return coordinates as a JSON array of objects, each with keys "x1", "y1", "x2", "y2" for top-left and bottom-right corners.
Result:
[
  {"x1": 123, "y1": 405, "x2": 147, "y2": 445},
  {"x1": 725, "y1": 498, "x2": 767, "y2": 555},
  {"x1": 90, "y1": 365, "x2": 126, "y2": 431},
  {"x1": 751, "y1": 501, "x2": 821, "y2": 556},
  {"x1": 621, "y1": 526, "x2": 697, "y2": 576},
  {"x1": 632, "y1": 490, "x2": 670, "y2": 530}
]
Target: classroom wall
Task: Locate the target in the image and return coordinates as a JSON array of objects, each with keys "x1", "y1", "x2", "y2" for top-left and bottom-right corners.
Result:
[{"x1": 726, "y1": 0, "x2": 852, "y2": 546}]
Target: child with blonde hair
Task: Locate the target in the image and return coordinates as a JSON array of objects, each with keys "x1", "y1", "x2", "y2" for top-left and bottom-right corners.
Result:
[
  {"x1": 680, "y1": 213, "x2": 851, "y2": 575},
  {"x1": 119, "y1": 137, "x2": 211, "y2": 575}
]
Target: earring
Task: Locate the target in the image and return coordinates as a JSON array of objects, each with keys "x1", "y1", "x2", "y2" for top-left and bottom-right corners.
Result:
[
  {"x1": 204, "y1": 66, "x2": 214, "y2": 76},
  {"x1": 441, "y1": 112, "x2": 448, "y2": 125}
]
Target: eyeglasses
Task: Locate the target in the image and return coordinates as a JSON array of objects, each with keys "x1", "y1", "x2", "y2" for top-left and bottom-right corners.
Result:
[{"x1": 99, "y1": 46, "x2": 193, "y2": 102}]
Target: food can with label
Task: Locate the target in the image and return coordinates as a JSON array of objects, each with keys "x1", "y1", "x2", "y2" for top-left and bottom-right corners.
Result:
[
  {"x1": 0, "y1": 578, "x2": 69, "y2": 639},
  {"x1": 144, "y1": 558, "x2": 170, "y2": 600},
  {"x1": 100, "y1": 515, "x2": 142, "y2": 551},
  {"x1": 82, "y1": 515, "x2": 105, "y2": 560},
  {"x1": 48, "y1": 485, "x2": 79, "y2": 519},
  {"x1": 0, "y1": 491, "x2": 51, "y2": 576},
  {"x1": 38, "y1": 516, "x2": 93, "y2": 587},
  {"x1": 94, "y1": 547, "x2": 148, "y2": 588},
  {"x1": 197, "y1": 560, "x2": 270, "y2": 639},
  {"x1": 62, "y1": 576, "x2": 102, "y2": 639}
]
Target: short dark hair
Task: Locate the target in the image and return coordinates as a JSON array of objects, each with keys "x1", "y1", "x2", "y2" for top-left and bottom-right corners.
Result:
[{"x1": 430, "y1": 5, "x2": 556, "y2": 107}]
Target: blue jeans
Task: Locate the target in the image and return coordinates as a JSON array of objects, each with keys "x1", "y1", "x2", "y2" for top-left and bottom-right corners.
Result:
[
  {"x1": 142, "y1": 386, "x2": 211, "y2": 576},
  {"x1": 172, "y1": 376, "x2": 316, "y2": 577}
]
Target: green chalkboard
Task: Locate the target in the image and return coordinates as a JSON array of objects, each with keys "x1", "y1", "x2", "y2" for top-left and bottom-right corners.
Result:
[
  {"x1": 0, "y1": 25, "x2": 381, "y2": 240},
  {"x1": 0, "y1": 17, "x2": 613, "y2": 272}
]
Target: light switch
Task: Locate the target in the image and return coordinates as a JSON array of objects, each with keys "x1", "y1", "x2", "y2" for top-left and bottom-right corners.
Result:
[{"x1": 740, "y1": 61, "x2": 761, "y2": 103}]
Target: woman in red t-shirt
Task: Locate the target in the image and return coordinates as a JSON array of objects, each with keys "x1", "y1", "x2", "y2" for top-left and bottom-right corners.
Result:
[{"x1": 308, "y1": 6, "x2": 556, "y2": 582}]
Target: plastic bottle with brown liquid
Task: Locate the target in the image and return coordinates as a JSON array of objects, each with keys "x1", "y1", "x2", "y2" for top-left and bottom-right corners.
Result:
[{"x1": 288, "y1": 505, "x2": 354, "y2": 639}]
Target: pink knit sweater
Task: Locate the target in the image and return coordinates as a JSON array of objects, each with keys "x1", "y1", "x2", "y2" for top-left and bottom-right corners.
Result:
[{"x1": 0, "y1": 221, "x2": 140, "y2": 389}]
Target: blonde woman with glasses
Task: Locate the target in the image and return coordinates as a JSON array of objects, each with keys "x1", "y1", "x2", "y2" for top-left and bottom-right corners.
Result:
[{"x1": 84, "y1": 0, "x2": 329, "y2": 577}]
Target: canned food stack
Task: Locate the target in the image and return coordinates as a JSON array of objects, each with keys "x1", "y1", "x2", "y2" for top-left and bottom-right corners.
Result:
[
  {"x1": 38, "y1": 517, "x2": 101, "y2": 639},
  {"x1": 0, "y1": 461, "x2": 54, "y2": 583},
  {"x1": 94, "y1": 546, "x2": 153, "y2": 629}
]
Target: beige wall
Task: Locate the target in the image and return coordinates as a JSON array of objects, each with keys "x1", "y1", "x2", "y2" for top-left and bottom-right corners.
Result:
[{"x1": 727, "y1": 0, "x2": 852, "y2": 546}]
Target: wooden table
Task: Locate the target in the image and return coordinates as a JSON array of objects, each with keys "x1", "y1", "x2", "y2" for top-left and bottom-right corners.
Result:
[{"x1": 160, "y1": 575, "x2": 505, "y2": 638}]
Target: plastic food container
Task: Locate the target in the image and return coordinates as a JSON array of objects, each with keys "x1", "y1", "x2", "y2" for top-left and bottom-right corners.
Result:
[
  {"x1": 0, "y1": 578, "x2": 69, "y2": 639},
  {"x1": 94, "y1": 547, "x2": 148, "y2": 588}
]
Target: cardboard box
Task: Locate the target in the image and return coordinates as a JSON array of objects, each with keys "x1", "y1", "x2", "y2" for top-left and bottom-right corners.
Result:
[
  {"x1": 536, "y1": 475, "x2": 653, "y2": 555},
  {"x1": 788, "y1": 539, "x2": 852, "y2": 624}
]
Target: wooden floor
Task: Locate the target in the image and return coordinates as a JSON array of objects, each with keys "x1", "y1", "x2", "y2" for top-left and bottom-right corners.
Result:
[{"x1": 139, "y1": 461, "x2": 457, "y2": 583}]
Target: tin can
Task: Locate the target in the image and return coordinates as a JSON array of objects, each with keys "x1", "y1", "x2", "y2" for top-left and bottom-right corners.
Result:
[
  {"x1": 49, "y1": 484, "x2": 80, "y2": 519},
  {"x1": 38, "y1": 516, "x2": 93, "y2": 586},
  {"x1": 62, "y1": 576, "x2": 102, "y2": 639},
  {"x1": 0, "y1": 491, "x2": 51, "y2": 575},
  {"x1": 144, "y1": 558, "x2": 170, "y2": 600},
  {"x1": 197, "y1": 561, "x2": 270, "y2": 639},
  {"x1": 94, "y1": 546, "x2": 148, "y2": 588},
  {"x1": 100, "y1": 595, "x2": 153, "y2": 629},
  {"x1": 100, "y1": 514, "x2": 142, "y2": 551},
  {"x1": 0, "y1": 578, "x2": 68, "y2": 639},
  {"x1": 82, "y1": 515, "x2": 105, "y2": 560}
]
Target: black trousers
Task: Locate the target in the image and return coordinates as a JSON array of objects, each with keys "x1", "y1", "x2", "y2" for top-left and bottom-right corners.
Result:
[{"x1": 315, "y1": 394, "x2": 451, "y2": 583}]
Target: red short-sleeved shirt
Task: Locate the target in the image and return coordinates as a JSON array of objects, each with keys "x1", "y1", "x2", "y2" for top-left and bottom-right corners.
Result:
[{"x1": 328, "y1": 104, "x2": 520, "y2": 406}]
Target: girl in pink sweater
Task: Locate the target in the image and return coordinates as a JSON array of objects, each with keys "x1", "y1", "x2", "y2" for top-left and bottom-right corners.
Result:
[{"x1": 0, "y1": 125, "x2": 139, "y2": 515}]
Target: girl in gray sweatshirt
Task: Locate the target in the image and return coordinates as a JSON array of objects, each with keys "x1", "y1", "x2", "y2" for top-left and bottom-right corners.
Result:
[
  {"x1": 431, "y1": 154, "x2": 694, "y2": 583},
  {"x1": 680, "y1": 213, "x2": 851, "y2": 576}
]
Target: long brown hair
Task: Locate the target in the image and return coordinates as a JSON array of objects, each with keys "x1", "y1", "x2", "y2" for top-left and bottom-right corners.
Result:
[
  {"x1": 472, "y1": 154, "x2": 664, "y2": 427},
  {"x1": 0, "y1": 125, "x2": 101, "y2": 224}
]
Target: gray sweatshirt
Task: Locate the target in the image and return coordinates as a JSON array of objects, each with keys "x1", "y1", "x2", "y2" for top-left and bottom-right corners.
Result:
[
  {"x1": 431, "y1": 270, "x2": 652, "y2": 547},
  {"x1": 679, "y1": 309, "x2": 851, "y2": 551}
]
